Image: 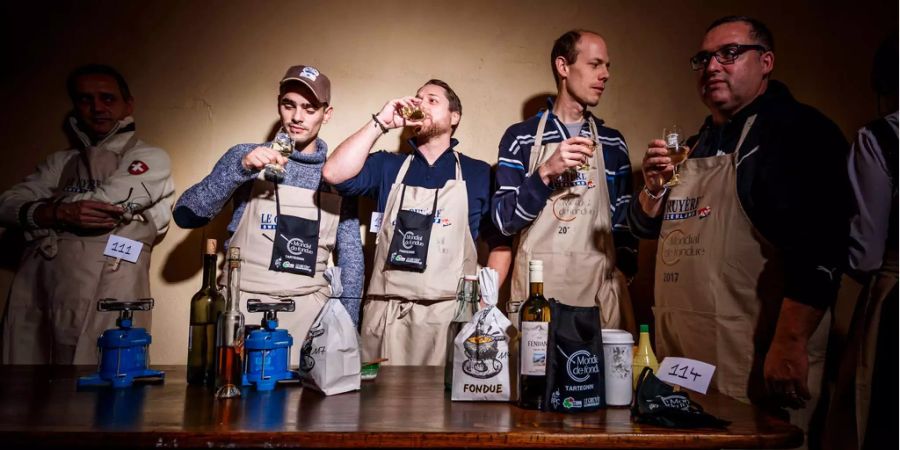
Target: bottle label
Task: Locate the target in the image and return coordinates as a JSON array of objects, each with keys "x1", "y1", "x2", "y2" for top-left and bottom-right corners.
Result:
[
  {"x1": 521, "y1": 321, "x2": 548, "y2": 376},
  {"x1": 188, "y1": 327, "x2": 192, "y2": 351}
]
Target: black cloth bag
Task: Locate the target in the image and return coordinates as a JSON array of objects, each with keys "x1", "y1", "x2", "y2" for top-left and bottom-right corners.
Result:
[{"x1": 543, "y1": 299, "x2": 605, "y2": 413}]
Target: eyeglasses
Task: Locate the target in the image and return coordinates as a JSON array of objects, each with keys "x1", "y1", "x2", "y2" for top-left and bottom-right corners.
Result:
[{"x1": 690, "y1": 44, "x2": 768, "y2": 71}]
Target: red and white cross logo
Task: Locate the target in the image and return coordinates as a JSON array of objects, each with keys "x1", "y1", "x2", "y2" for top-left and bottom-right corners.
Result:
[{"x1": 128, "y1": 160, "x2": 149, "y2": 175}]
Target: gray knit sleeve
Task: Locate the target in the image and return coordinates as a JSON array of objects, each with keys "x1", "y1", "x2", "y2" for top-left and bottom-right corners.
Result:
[
  {"x1": 173, "y1": 144, "x2": 259, "y2": 228},
  {"x1": 334, "y1": 196, "x2": 364, "y2": 326}
]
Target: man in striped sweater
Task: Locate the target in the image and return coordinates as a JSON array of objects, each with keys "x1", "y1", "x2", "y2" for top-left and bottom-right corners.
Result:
[{"x1": 492, "y1": 30, "x2": 636, "y2": 330}]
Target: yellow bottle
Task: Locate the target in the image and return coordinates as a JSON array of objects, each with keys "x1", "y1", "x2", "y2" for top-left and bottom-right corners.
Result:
[{"x1": 632, "y1": 324, "x2": 659, "y2": 389}]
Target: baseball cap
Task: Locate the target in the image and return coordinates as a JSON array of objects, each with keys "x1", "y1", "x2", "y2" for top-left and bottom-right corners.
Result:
[{"x1": 280, "y1": 65, "x2": 331, "y2": 105}]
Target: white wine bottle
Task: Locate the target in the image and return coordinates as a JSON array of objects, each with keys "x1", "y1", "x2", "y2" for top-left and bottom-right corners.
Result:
[{"x1": 518, "y1": 260, "x2": 550, "y2": 410}]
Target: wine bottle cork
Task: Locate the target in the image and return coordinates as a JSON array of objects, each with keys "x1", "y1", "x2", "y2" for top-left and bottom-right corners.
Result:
[
  {"x1": 205, "y1": 239, "x2": 217, "y2": 255},
  {"x1": 228, "y1": 246, "x2": 241, "y2": 267}
]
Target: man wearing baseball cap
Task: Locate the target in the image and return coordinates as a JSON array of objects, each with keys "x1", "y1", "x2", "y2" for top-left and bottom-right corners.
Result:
[{"x1": 174, "y1": 65, "x2": 364, "y2": 344}]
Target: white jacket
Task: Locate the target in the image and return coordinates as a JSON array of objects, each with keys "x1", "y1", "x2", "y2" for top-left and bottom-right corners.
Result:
[{"x1": 0, "y1": 117, "x2": 175, "y2": 247}]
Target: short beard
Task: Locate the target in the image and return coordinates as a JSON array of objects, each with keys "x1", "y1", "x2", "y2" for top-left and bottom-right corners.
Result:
[{"x1": 414, "y1": 118, "x2": 447, "y2": 139}]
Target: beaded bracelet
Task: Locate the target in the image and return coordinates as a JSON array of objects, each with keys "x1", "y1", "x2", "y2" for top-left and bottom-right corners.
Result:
[{"x1": 371, "y1": 114, "x2": 388, "y2": 134}]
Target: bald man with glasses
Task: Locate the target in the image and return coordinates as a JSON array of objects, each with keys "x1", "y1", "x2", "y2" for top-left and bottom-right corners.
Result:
[{"x1": 628, "y1": 16, "x2": 850, "y2": 449}]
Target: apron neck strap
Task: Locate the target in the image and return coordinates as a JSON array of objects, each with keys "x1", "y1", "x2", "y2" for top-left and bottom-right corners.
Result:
[
  {"x1": 394, "y1": 154, "x2": 415, "y2": 185},
  {"x1": 398, "y1": 183, "x2": 440, "y2": 220},
  {"x1": 396, "y1": 151, "x2": 462, "y2": 182},
  {"x1": 534, "y1": 111, "x2": 550, "y2": 148},
  {"x1": 274, "y1": 182, "x2": 321, "y2": 222},
  {"x1": 529, "y1": 112, "x2": 551, "y2": 174},
  {"x1": 735, "y1": 114, "x2": 757, "y2": 152},
  {"x1": 395, "y1": 150, "x2": 448, "y2": 219},
  {"x1": 587, "y1": 116, "x2": 602, "y2": 165},
  {"x1": 274, "y1": 182, "x2": 283, "y2": 217},
  {"x1": 691, "y1": 114, "x2": 757, "y2": 160}
]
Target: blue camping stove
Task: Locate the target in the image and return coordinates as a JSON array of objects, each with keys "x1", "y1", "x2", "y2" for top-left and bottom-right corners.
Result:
[
  {"x1": 242, "y1": 298, "x2": 300, "y2": 391},
  {"x1": 78, "y1": 298, "x2": 164, "y2": 388}
]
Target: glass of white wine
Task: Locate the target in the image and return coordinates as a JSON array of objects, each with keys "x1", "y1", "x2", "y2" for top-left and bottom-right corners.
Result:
[
  {"x1": 663, "y1": 125, "x2": 689, "y2": 187},
  {"x1": 264, "y1": 130, "x2": 294, "y2": 182},
  {"x1": 401, "y1": 104, "x2": 425, "y2": 121}
]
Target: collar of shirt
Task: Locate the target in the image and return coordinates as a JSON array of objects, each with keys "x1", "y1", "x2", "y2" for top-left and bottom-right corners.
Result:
[
  {"x1": 696, "y1": 80, "x2": 792, "y2": 156},
  {"x1": 542, "y1": 96, "x2": 605, "y2": 138},
  {"x1": 405, "y1": 137, "x2": 460, "y2": 166},
  {"x1": 69, "y1": 115, "x2": 136, "y2": 151},
  {"x1": 290, "y1": 137, "x2": 328, "y2": 165}
]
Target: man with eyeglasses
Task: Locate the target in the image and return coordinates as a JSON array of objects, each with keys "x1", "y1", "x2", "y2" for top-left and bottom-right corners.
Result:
[
  {"x1": 0, "y1": 64, "x2": 175, "y2": 364},
  {"x1": 628, "y1": 16, "x2": 849, "y2": 446}
]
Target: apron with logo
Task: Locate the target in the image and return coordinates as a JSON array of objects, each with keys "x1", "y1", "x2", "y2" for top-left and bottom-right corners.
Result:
[
  {"x1": 510, "y1": 113, "x2": 632, "y2": 331},
  {"x1": 228, "y1": 171, "x2": 341, "y2": 351},
  {"x1": 2, "y1": 133, "x2": 159, "y2": 364},
  {"x1": 362, "y1": 152, "x2": 477, "y2": 365},
  {"x1": 653, "y1": 115, "x2": 829, "y2": 443}
]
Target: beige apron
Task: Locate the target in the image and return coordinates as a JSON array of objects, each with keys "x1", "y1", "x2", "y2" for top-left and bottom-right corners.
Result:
[
  {"x1": 823, "y1": 250, "x2": 897, "y2": 449},
  {"x1": 227, "y1": 172, "x2": 341, "y2": 351},
  {"x1": 510, "y1": 113, "x2": 632, "y2": 331},
  {"x1": 653, "y1": 116, "x2": 829, "y2": 445},
  {"x1": 2, "y1": 134, "x2": 158, "y2": 365},
  {"x1": 362, "y1": 152, "x2": 477, "y2": 365}
]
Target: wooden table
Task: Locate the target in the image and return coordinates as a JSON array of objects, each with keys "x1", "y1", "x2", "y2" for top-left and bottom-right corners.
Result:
[{"x1": 0, "y1": 365, "x2": 801, "y2": 449}]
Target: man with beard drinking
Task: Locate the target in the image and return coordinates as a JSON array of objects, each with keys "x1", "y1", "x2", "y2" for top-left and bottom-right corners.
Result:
[{"x1": 323, "y1": 79, "x2": 498, "y2": 365}]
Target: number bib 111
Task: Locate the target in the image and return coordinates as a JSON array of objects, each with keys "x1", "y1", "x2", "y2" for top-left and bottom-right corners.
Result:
[{"x1": 103, "y1": 234, "x2": 143, "y2": 264}]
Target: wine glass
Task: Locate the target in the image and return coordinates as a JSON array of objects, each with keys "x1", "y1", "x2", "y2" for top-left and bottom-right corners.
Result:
[
  {"x1": 401, "y1": 105, "x2": 425, "y2": 121},
  {"x1": 561, "y1": 139, "x2": 595, "y2": 197},
  {"x1": 663, "y1": 125, "x2": 689, "y2": 187},
  {"x1": 264, "y1": 130, "x2": 294, "y2": 182},
  {"x1": 579, "y1": 139, "x2": 595, "y2": 172}
]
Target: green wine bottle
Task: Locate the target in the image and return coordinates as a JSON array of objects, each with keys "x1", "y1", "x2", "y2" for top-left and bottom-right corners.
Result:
[{"x1": 187, "y1": 239, "x2": 226, "y2": 386}]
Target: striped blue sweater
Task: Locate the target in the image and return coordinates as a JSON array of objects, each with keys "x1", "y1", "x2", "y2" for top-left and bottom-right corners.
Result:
[{"x1": 491, "y1": 109, "x2": 638, "y2": 276}]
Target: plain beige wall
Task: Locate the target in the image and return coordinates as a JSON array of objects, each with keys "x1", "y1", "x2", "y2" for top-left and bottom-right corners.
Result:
[{"x1": 0, "y1": 0, "x2": 895, "y2": 364}]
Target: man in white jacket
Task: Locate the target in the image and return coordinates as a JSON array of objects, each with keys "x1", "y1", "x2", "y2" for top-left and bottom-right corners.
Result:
[{"x1": 0, "y1": 64, "x2": 175, "y2": 364}]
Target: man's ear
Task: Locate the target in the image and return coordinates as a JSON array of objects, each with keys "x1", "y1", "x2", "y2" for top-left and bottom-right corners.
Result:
[
  {"x1": 323, "y1": 105, "x2": 334, "y2": 124},
  {"x1": 555, "y1": 56, "x2": 570, "y2": 81},
  {"x1": 450, "y1": 110, "x2": 460, "y2": 128},
  {"x1": 125, "y1": 97, "x2": 135, "y2": 117},
  {"x1": 760, "y1": 51, "x2": 775, "y2": 77}
]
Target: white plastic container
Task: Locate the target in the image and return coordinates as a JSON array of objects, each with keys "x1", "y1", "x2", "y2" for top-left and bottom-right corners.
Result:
[{"x1": 601, "y1": 329, "x2": 634, "y2": 406}]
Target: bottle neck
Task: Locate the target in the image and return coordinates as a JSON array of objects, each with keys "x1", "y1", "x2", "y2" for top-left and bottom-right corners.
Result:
[
  {"x1": 529, "y1": 267, "x2": 543, "y2": 297},
  {"x1": 202, "y1": 255, "x2": 217, "y2": 290},
  {"x1": 454, "y1": 281, "x2": 478, "y2": 321},
  {"x1": 529, "y1": 281, "x2": 543, "y2": 297},
  {"x1": 638, "y1": 331, "x2": 653, "y2": 350},
  {"x1": 225, "y1": 263, "x2": 241, "y2": 313}
]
